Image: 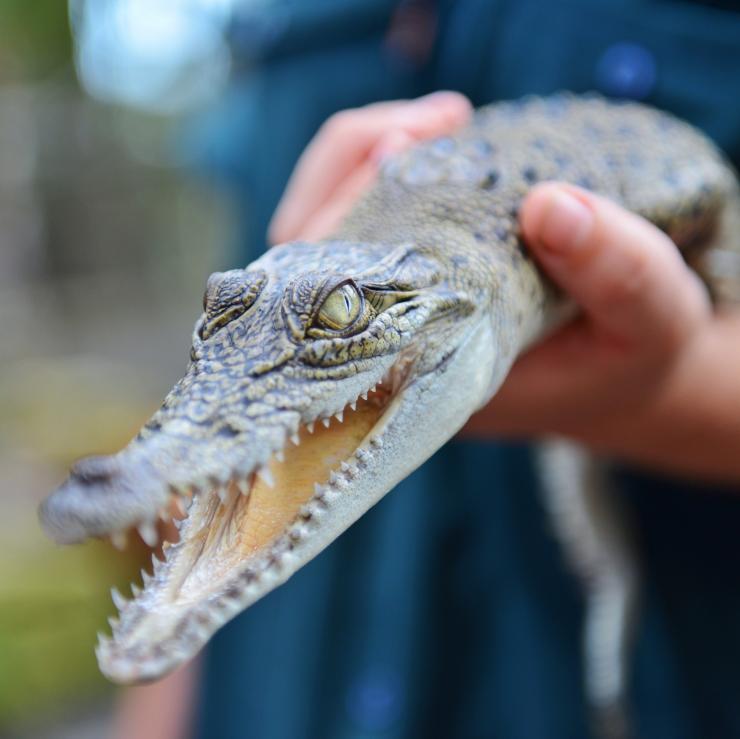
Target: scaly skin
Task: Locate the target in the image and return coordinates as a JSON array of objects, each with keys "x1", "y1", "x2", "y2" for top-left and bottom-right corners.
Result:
[{"x1": 39, "y1": 94, "x2": 737, "y2": 686}]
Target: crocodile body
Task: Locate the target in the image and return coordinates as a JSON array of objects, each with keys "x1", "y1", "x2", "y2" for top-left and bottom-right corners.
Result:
[{"x1": 40, "y1": 95, "x2": 738, "y2": 726}]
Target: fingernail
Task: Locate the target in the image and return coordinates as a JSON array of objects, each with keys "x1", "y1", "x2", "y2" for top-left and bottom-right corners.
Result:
[
  {"x1": 413, "y1": 91, "x2": 472, "y2": 117},
  {"x1": 417, "y1": 90, "x2": 464, "y2": 105},
  {"x1": 537, "y1": 189, "x2": 594, "y2": 254}
]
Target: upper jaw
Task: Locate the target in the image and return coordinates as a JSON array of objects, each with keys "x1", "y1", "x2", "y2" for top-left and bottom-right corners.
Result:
[{"x1": 38, "y1": 349, "x2": 403, "y2": 548}]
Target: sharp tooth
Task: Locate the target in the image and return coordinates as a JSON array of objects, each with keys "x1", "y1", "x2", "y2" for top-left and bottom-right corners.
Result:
[
  {"x1": 295, "y1": 523, "x2": 310, "y2": 539},
  {"x1": 151, "y1": 552, "x2": 163, "y2": 574},
  {"x1": 313, "y1": 482, "x2": 324, "y2": 496},
  {"x1": 137, "y1": 521, "x2": 158, "y2": 547},
  {"x1": 322, "y1": 417, "x2": 331, "y2": 428},
  {"x1": 108, "y1": 616, "x2": 119, "y2": 633},
  {"x1": 238, "y1": 478, "x2": 251, "y2": 496},
  {"x1": 209, "y1": 606, "x2": 227, "y2": 627},
  {"x1": 111, "y1": 587, "x2": 128, "y2": 611},
  {"x1": 219, "y1": 596, "x2": 240, "y2": 613},
  {"x1": 217, "y1": 486, "x2": 229, "y2": 504},
  {"x1": 110, "y1": 531, "x2": 127, "y2": 551},
  {"x1": 280, "y1": 550, "x2": 299, "y2": 569},
  {"x1": 130, "y1": 583, "x2": 142, "y2": 598},
  {"x1": 275, "y1": 449, "x2": 285, "y2": 463},
  {"x1": 361, "y1": 391, "x2": 368, "y2": 401},
  {"x1": 290, "y1": 432, "x2": 301, "y2": 446},
  {"x1": 258, "y1": 466, "x2": 275, "y2": 488},
  {"x1": 350, "y1": 400, "x2": 357, "y2": 411},
  {"x1": 329, "y1": 471, "x2": 339, "y2": 485},
  {"x1": 370, "y1": 384, "x2": 377, "y2": 394},
  {"x1": 158, "y1": 507, "x2": 170, "y2": 522},
  {"x1": 141, "y1": 569, "x2": 152, "y2": 586},
  {"x1": 340, "y1": 461, "x2": 351, "y2": 473},
  {"x1": 334, "y1": 411, "x2": 344, "y2": 423},
  {"x1": 307, "y1": 421, "x2": 315, "y2": 434}
]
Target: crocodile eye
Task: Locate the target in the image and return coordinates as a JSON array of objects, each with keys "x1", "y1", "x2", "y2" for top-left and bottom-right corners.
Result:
[{"x1": 317, "y1": 282, "x2": 362, "y2": 330}]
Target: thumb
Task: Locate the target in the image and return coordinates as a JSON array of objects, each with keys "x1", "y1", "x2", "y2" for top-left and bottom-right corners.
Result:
[{"x1": 520, "y1": 183, "x2": 710, "y2": 353}]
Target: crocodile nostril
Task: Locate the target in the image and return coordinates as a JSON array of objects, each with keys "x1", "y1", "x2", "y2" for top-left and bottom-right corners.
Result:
[
  {"x1": 216, "y1": 425, "x2": 240, "y2": 439},
  {"x1": 70, "y1": 456, "x2": 119, "y2": 486}
]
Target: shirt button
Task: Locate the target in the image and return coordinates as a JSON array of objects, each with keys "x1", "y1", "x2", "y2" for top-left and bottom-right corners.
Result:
[
  {"x1": 595, "y1": 42, "x2": 657, "y2": 100},
  {"x1": 345, "y1": 668, "x2": 404, "y2": 732}
]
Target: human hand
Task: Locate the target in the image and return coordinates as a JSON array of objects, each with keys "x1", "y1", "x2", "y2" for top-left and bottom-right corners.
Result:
[
  {"x1": 465, "y1": 183, "x2": 713, "y2": 446},
  {"x1": 468, "y1": 184, "x2": 740, "y2": 481},
  {"x1": 268, "y1": 92, "x2": 473, "y2": 244}
]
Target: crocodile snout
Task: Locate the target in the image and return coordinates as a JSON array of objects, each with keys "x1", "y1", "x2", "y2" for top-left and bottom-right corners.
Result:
[{"x1": 39, "y1": 451, "x2": 167, "y2": 545}]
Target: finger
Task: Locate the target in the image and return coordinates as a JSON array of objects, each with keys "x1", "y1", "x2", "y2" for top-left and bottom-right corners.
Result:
[
  {"x1": 296, "y1": 159, "x2": 379, "y2": 241},
  {"x1": 520, "y1": 183, "x2": 711, "y2": 353},
  {"x1": 268, "y1": 91, "x2": 471, "y2": 244},
  {"x1": 296, "y1": 129, "x2": 422, "y2": 240}
]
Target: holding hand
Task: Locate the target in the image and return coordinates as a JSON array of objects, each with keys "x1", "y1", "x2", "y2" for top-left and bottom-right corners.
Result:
[{"x1": 269, "y1": 92, "x2": 473, "y2": 244}]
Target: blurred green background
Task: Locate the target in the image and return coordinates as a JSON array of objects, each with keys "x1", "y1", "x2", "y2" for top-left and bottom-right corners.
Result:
[{"x1": 0, "y1": 1, "x2": 234, "y2": 735}]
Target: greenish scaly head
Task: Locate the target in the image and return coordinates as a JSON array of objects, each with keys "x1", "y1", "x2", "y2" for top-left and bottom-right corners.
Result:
[{"x1": 39, "y1": 238, "x2": 500, "y2": 683}]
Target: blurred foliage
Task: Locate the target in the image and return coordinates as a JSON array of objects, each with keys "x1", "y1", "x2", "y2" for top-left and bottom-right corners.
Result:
[
  {"x1": 0, "y1": 357, "x2": 163, "y2": 731},
  {"x1": 0, "y1": 541, "x2": 118, "y2": 727},
  {"x1": 0, "y1": 0, "x2": 73, "y2": 82},
  {"x1": 0, "y1": 1, "x2": 234, "y2": 733}
]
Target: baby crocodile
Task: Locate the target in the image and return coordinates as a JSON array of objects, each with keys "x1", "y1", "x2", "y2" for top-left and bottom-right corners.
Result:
[{"x1": 39, "y1": 96, "x2": 738, "y2": 721}]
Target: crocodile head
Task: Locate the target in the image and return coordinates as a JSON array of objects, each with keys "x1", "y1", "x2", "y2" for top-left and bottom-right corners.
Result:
[{"x1": 39, "y1": 238, "x2": 507, "y2": 683}]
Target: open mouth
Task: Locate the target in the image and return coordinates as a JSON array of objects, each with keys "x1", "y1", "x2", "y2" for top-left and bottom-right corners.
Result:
[{"x1": 97, "y1": 359, "x2": 412, "y2": 683}]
